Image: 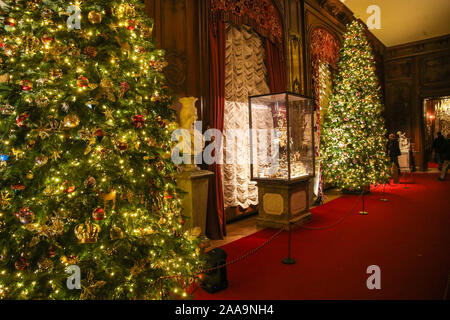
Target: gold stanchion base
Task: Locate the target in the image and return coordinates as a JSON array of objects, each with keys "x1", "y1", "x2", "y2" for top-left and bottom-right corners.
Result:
[
  {"x1": 359, "y1": 211, "x2": 369, "y2": 215},
  {"x1": 380, "y1": 198, "x2": 388, "y2": 202}
]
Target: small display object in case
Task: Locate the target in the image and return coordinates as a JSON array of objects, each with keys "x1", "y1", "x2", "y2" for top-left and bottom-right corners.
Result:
[{"x1": 249, "y1": 92, "x2": 315, "y2": 183}]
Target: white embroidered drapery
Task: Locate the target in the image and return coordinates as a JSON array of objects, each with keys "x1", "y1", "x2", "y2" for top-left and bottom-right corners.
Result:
[{"x1": 222, "y1": 23, "x2": 271, "y2": 209}]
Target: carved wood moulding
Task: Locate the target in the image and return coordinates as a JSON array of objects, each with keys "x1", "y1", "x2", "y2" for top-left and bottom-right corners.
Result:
[
  {"x1": 210, "y1": 0, "x2": 284, "y2": 44},
  {"x1": 386, "y1": 35, "x2": 450, "y2": 61}
]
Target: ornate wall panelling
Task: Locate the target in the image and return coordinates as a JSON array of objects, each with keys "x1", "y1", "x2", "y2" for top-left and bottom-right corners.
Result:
[
  {"x1": 384, "y1": 34, "x2": 450, "y2": 170},
  {"x1": 303, "y1": 0, "x2": 346, "y2": 97},
  {"x1": 303, "y1": 1, "x2": 386, "y2": 99},
  {"x1": 287, "y1": 0, "x2": 303, "y2": 94}
]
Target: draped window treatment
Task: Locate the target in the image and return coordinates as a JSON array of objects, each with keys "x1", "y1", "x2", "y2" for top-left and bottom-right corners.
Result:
[
  {"x1": 206, "y1": 0, "x2": 286, "y2": 240},
  {"x1": 206, "y1": 20, "x2": 226, "y2": 240},
  {"x1": 222, "y1": 24, "x2": 270, "y2": 209}
]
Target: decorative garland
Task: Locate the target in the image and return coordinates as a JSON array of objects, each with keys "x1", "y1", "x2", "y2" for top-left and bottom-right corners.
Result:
[{"x1": 210, "y1": 0, "x2": 283, "y2": 45}]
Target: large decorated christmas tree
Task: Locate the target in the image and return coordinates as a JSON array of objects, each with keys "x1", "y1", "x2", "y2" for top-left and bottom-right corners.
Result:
[
  {"x1": 320, "y1": 20, "x2": 391, "y2": 190},
  {"x1": 0, "y1": 0, "x2": 202, "y2": 299}
]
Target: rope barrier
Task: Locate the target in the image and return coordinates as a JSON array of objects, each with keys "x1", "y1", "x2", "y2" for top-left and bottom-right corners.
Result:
[{"x1": 156, "y1": 183, "x2": 386, "y2": 298}]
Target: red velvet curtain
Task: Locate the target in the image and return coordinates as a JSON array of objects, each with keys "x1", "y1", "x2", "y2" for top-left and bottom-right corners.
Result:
[
  {"x1": 265, "y1": 39, "x2": 287, "y2": 93},
  {"x1": 206, "y1": 10, "x2": 286, "y2": 240},
  {"x1": 206, "y1": 20, "x2": 226, "y2": 240}
]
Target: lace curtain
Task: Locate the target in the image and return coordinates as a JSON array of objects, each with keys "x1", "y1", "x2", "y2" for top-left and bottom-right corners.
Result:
[{"x1": 222, "y1": 23, "x2": 270, "y2": 209}]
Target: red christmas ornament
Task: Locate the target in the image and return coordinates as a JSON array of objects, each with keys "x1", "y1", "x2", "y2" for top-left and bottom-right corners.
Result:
[
  {"x1": 132, "y1": 115, "x2": 145, "y2": 128},
  {"x1": 5, "y1": 17, "x2": 16, "y2": 27},
  {"x1": 95, "y1": 128, "x2": 105, "y2": 143},
  {"x1": 15, "y1": 207, "x2": 34, "y2": 224},
  {"x1": 16, "y1": 113, "x2": 29, "y2": 127},
  {"x1": 77, "y1": 76, "x2": 89, "y2": 88},
  {"x1": 15, "y1": 258, "x2": 30, "y2": 270},
  {"x1": 136, "y1": 46, "x2": 146, "y2": 54},
  {"x1": 11, "y1": 184, "x2": 25, "y2": 191},
  {"x1": 49, "y1": 247, "x2": 56, "y2": 258},
  {"x1": 21, "y1": 80, "x2": 33, "y2": 91},
  {"x1": 41, "y1": 34, "x2": 54, "y2": 44},
  {"x1": 164, "y1": 191, "x2": 173, "y2": 200},
  {"x1": 92, "y1": 207, "x2": 106, "y2": 221},
  {"x1": 156, "y1": 116, "x2": 165, "y2": 128}
]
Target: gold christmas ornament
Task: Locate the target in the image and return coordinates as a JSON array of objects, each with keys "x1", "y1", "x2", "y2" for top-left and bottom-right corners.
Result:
[
  {"x1": 61, "y1": 255, "x2": 79, "y2": 265},
  {"x1": 3, "y1": 44, "x2": 18, "y2": 56},
  {"x1": 0, "y1": 191, "x2": 12, "y2": 209},
  {"x1": 23, "y1": 36, "x2": 40, "y2": 53},
  {"x1": 26, "y1": 0, "x2": 41, "y2": 10},
  {"x1": 67, "y1": 43, "x2": 81, "y2": 56},
  {"x1": 49, "y1": 69, "x2": 63, "y2": 80},
  {"x1": 95, "y1": 79, "x2": 116, "y2": 102},
  {"x1": 98, "y1": 189, "x2": 117, "y2": 210},
  {"x1": 88, "y1": 11, "x2": 102, "y2": 24},
  {"x1": 26, "y1": 171, "x2": 34, "y2": 180},
  {"x1": 37, "y1": 258, "x2": 53, "y2": 272},
  {"x1": 116, "y1": 4, "x2": 136, "y2": 18},
  {"x1": 0, "y1": 73, "x2": 10, "y2": 83},
  {"x1": 35, "y1": 95, "x2": 50, "y2": 107},
  {"x1": 115, "y1": 139, "x2": 129, "y2": 153},
  {"x1": 84, "y1": 46, "x2": 98, "y2": 58},
  {"x1": 84, "y1": 176, "x2": 97, "y2": 188},
  {"x1": 64, "y1": 114, "x2": 80, "y2": 128},
  {"x1": 35, "y1": 155, "x2": 49, "y2": 166},
  {"x1": 41, "y1": 8, "x2": 53, "y2": 20},
  {"x1": 75, "y1": 221, "x2": 100, "y2": 244}
]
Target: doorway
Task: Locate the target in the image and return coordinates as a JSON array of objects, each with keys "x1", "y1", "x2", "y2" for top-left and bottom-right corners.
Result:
[{"x1": 423, "y1": 96, "x2": 450, "y2": 168}]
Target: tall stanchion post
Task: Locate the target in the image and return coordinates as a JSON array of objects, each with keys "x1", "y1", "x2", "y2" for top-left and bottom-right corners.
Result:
[
  {"x1": 282, "y1": 222, "x2": 296, "y2": 265},
  {"x1": 380, "y1": 184, "x2": 388, "y2": 202},
  {"x1": 359, "y1": 189, "x2": 368, "y2": 215}
]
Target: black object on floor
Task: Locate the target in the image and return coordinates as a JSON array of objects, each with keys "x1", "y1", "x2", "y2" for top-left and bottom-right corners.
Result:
[{"x1": 201, "y1": 248, "x2": 228, "y2": 293}]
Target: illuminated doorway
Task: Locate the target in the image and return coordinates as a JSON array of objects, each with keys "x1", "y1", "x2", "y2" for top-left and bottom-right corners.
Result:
[{"x1": 423, "y1": 96, "x2": 450, "y2": 168}]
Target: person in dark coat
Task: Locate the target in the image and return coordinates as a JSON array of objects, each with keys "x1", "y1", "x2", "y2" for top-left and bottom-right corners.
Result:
[
  {"x1": 387, "y1": 133, "x2": 401, "y2": 174},
  {"x1": 432, "y1": 132, "x2": 446, "y2": 170},
  {"x1": 438, "y1": 135, "x2": 450, "y2": 181}
]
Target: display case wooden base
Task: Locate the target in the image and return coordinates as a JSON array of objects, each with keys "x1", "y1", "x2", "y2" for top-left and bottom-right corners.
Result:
[{"x1": 255, "y1": 178, "x2": 312, "y2": 229}]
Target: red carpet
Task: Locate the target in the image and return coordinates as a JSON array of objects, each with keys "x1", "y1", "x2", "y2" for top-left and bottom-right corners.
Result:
[{"x1": 195, "y1": 173, "x2": 450, "y2": 300}]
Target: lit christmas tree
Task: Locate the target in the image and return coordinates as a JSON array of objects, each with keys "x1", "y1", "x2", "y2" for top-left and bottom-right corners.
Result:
[
  {"x1": 320, "y1": 20, "x2": 391, "y2": 191},
  {"x1": 0, "y1": 0, "x2": 202, "y2": 299}
]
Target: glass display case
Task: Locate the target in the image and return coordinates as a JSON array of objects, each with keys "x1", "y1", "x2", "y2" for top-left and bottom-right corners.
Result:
[{"x1": 249, "y1": 92, "x2": 315, "y2": 182}]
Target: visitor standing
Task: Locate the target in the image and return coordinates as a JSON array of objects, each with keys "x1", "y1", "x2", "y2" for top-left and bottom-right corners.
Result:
[
  {"x1": 438, "y1": 135, "x2": 450, "y2": 181},
  {"x1": 387, "y1": 133, "x2": 401, "y2": 175}
]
